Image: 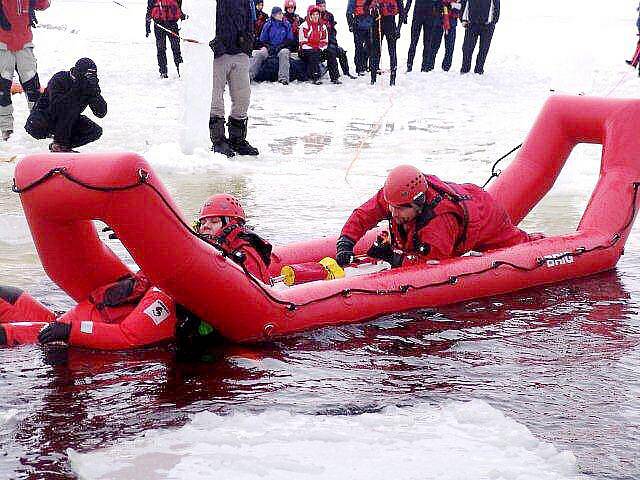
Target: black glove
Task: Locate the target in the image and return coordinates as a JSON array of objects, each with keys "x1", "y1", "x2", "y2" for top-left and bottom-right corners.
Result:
[
  {"x1": 0, "y1": 325, "x2": 6, "y2": 346},
  {"x1": 38, "y1": 322, "x2": 71, "y2": 345},
  {"x1": 145, "y1": 18, "x2": 151, "y2": 37},
  {"x1": 180, "y1": 13, "x2": 188, "y2": 20},
  {"x1": 84, "y1": 71, "x2": 100, "y2": 97},
  {"x1": 336, "y1": 235, "x2": 355, "y2": 267},
  {"x1": 0, "y1": 7, "x2": 11, "y2": 31}
]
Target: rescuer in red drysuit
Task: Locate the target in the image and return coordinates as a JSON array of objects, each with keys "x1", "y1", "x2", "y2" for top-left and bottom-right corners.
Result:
[
  {"x1": 0, "y1": 274, "x2": 177, "y2": 349},
  {"x1": 196, "y1": 193, "x2": 273, "y2": 284},
  {"x1": 336, "y1": 164, "x2": 536, "y2": 267}
]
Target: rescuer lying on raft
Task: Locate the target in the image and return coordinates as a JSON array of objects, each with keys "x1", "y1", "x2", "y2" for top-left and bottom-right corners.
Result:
[
  {"x1": 335, "y1": 164, "x2": 539, "y2": 267},
  {"x1": 0, "y1": 275, "x2": 177, "y2": 349}
]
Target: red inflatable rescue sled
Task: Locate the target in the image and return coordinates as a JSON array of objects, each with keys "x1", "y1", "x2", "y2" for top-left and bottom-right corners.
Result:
[{"x1": 13, "y1": 96, "x2": 640, "y2": 342}]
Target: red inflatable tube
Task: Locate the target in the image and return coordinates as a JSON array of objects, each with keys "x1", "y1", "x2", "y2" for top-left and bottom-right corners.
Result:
[{"x1": 14, "y1": 96, "x2": 640, "y2": 342}]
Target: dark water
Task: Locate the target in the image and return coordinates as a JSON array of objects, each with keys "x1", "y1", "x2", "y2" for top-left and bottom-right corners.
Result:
[{"x1": 1, "y1": 266, "x2": 639, "y2": 479}]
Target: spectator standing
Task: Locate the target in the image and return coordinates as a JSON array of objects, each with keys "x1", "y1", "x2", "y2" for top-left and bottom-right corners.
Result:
[
  {"x1": 459, "y1": 0, "x2": 499, "y2": 75},
  {"x1": 404, "y1": 0, "x2": 439, "y2": 72},
  {"x1": 346, "y1": 0, "x2": 373, "y2": 76},
  {"x1": 317, "y1": 0, "x2": 356, "y2": 81},
  {"x1": 369, "y1": 0, "x2": 403, "y2": 85},
  {"x1": 0, "y1": 0, "x2": 49, "y2": 141},
  {"x1": 209, "y1": 0, "x2": 259, "y2": 157},
  {"x1": 145, "y1": 0, "x2": 186, "y2": 78}
]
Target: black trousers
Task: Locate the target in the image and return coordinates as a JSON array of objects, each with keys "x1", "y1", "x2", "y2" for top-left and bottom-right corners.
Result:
[
  {"x1": 322, "y1": 46, "x2": 340, "y2": 81},
  {"x1": 460, "y1": 22, "x2": 495, "y2": 74},
  {"x1": 301, "y1": 49, "x2": 323, "y2": 81},
  {"x1": 26, "y1": 110, "x2": 102, "y2": 148},
  {"x1": 370, "y1": 15, "x2": 398, "y2": 74},
  {"x1": 154, "y1": 21, "x2": 183, "y2": 75},
  {"x1": 406, "y1": 14, "x2": 441, "y2": 71},
  {"x1": 353, "y1": 27, "x2": 371, "y2": 73}
]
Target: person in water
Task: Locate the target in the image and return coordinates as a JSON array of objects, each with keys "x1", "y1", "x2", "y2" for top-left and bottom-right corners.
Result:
[
  {"x1": 195, "y1": 193, "x2": 273, "y2": 284},
  {"x1": 0, "y1": 275, "x2": 177, "y2": 349},
  {"x1": 335, "y1": 164, "x2": 538, "y2": 267}
]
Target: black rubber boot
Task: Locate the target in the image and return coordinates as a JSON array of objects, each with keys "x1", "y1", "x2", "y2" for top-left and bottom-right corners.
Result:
[
  {"x1": 227, "y1": 117, "x2": 259, "y2": 156},
  {"x1": 209, "y1": 116, "x2": 235, "y2": 157}
]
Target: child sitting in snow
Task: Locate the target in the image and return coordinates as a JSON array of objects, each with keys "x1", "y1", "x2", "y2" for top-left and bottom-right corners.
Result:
[{"x1": 299, "y1": 5, "x2": 328, "y2": 84}]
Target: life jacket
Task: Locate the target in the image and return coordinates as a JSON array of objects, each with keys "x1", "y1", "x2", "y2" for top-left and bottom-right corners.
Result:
[
  {"x1": 284, "y1": 11, "x2": 302, "y2": 36},
  {"x1": 207, "y1": 223, "x2": 273, "y2": 283},
  {"x1": 87, "y1": 273, "x2": 152, "y2": 322},
  {"x1": 150, "y1": 0, "x2": 182, "y2": 22},
  {"x1": 255, "y1": 11, "x2": 269, "y2": 38},
  {"x1": 354, "y1": 0, "x2": 370, "y2": 17},
  {"x1": 370, "y1": 0, "x2": 399, "y2": 17},
  {"x1": 389, "y1": 175, "x2": 471, "y2": 257},
  {"x1": 299, "y1": 20, "x2": 328, "y2": 50}
]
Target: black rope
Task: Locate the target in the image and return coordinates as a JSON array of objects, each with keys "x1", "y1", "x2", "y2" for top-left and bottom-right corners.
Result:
[
  {"x1": 482, "y1": 143, "x2": 523, "y2": 188},
  {"x1": 12, "y1": 168, "x2": 640, "y2": 313}
]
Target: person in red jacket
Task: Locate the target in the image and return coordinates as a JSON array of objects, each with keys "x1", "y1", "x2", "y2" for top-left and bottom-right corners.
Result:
[
  {"x1": 299, "y1": 5, "x2": 329, "y2": 85},
  {"x1": 145, "y1": 0, "x2": 187, "y2": 78},
  {"x1": 195, "y1": 193, "x2": 273, "y2": 284},
  {"x1": 336, "y1": 164, "x2": 535, "y2": 267},
  {"x1": 0, "y1": 274, "x2": 178, "y2": 349},
  {"x1": 0, "y1": 0, "x2": 49, "y2": 141}
]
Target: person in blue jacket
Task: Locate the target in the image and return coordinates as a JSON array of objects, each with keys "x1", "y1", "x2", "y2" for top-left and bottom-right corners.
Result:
[
  {"x1": 249, "y1": 7, "x2": 295, "y2": 84},
  {"x1": 459, "y1": 0, "x2": 499, "y2": 75}
]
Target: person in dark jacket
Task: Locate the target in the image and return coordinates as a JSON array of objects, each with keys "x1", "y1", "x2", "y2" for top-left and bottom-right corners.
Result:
[
  {"x1": 432, "y1": 0, "x2": 461, "y2": 71},
  {"x1": 317, "y1": 0, "x2": 356, "y2": 82},
  {"x1": 459, "y1": 0, "x2": 499, "y2": 74},
  {"x1": 283, "y1": 0, "x2": 302, "y2": 49},
  {"x1": 145, "y1": 0, "x2": 187, "y2": 78},
  {"x1": 253, "y1": 0, "x2": 269, "y2": 49},
  {"x1": 250, "y1": 7, "x2": 295, "y2": 84},
  {"x1": 346, "y1": 0, "x2": 373, "y2": 76},
  {"x1": 24, "y1": 58, "x2": 107, "y2": 152},
  {"x1": 403, "y1": 0, "x2": 442, "y2": 72},
  {"x1": 369, "y1": 0, "x2": 403, "y2": 85},
  {"x1": 209, "y1": 0, "x2": 259, "y2": 157}
]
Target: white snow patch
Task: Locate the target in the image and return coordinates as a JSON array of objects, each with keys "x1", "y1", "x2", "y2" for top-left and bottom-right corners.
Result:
[{"x1": 68, "y1": 400, "x2": 580, "y2": 480}]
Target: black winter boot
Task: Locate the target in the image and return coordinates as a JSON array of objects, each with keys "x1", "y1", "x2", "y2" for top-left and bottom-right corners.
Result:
[
  {"x1": 227, "y1": 117, "x2": 259, "y2": 156},
  {"x1": 209, "y1": 116, "x2": 235, "y2": 157}
]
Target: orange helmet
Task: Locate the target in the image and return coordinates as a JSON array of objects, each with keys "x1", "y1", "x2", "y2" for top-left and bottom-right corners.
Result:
[
  {"x1": 383, "y1": 165, "x2": 428, "y2": 207},
  {"x1": 198, "y1": 194, "x2": 245, "y2": 222}
]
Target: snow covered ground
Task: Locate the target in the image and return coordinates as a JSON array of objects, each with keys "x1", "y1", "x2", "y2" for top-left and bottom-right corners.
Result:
[{"x1": 1, "y1": 0, "x2": 640, "y2": 479}]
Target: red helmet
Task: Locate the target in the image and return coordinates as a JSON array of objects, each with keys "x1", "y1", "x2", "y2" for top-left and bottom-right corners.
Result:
[
  {"x1": 284, "y1": 0, "x2": 296, "y2": 9},
  {"x1": 383, "y1": 165, "x2": 428, "y2": 207},
  {"x1": 198, "y1": 194, "x2": 245, "y2": 221},
  {"x1": 307, "y1": 4, "x2": 319, "y2": 16}
]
